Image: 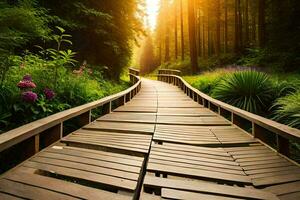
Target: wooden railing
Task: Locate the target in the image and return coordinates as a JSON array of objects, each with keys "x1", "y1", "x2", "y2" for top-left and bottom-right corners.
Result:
[
  {"x1": 158, "y1": 69, "x2": 300, "y2": 158},
  {"x1": 0, "y1": 68, "x2": 141, "y2": 171},
  {"x1": 158, "y1": 69, "x2": 181, "y2": 76}
]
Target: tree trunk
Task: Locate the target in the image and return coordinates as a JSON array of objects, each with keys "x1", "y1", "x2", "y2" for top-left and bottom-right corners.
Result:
[
  {"x1": 197, "y1": 7, "x2": 202, "y2": 57},
  {"x1": 245, "y1": 0, "x2": 249, "y2": 46},
  {"x1": 163, "y1": 0, "x2": 170, "y2": 62},
  {"x1": 258, "y1": 0, "x2": 266, "y2": 47},
  {"x1": 224, "y1": 0, "x2": 228, "y2": 52},
  {"x1": 202, "y1": 16, "x2": 205, "y2": 57},
  {"x1": 174, "y1": 0, "x2": 178, "y2": 60},
  {"x1": 234, "y1": 0, "x2": 242, "y2": 53},
  {"x1": 188, "y1": 0, "x2": 198, "y2": 72},
  {"x1": 216, "y1": 0, "x2": 221, "y2": 55},
  {"x1": 207, "y1": 2, "x2": 211, "y2": 56},
  {"x1": 180, "y1": 0, "x2": 185, "y2": 60}
]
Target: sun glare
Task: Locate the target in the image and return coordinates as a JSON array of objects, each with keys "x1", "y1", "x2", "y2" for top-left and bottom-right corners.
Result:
[{"x1": 145, "y1": 0, "x2": 160, "y2": 30}]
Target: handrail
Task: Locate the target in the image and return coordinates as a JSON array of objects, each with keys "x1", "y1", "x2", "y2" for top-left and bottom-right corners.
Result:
[
  {"x1": 158, "y1": 70, "x2": 300, "y2": 158},
  {"x1": 0, "y1": 69, "x2": 141, "y2": 153},
  {"x1": 158, "y1": 69, "x2": 181, "y2": 76}
]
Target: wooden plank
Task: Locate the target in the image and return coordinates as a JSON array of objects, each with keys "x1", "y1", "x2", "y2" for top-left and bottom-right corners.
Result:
[
  {"x1": 146, "y1": 163, "x2": 251, "y2": 184},
  {"x1": 46, "y1": 146, "x2": 143, "y2": 165},
  {"x1": 153, "y1": 142, "x2": 227, "y2": 154},
  {"x1": 62, "y1": 137, "x2": 149, "y2": 154},
  {"x1": 0, "y1": 193, "x2": 24, "y2": 200},
  {"x1": 149, "y1": 158, "x2": 245, "y2": 175},
  {"x1": 151, "y1": 146, "x2": 233, "y2": 161},
  {"x1": 143, "y1": 176, "x2": 279, "y2": 200},
  {"x1": 246, "y1": 165, "x2": 300, "y2": 175},
  {"x1": 84, "y1": 121, "x2": 155, "y2": 135},
  {"x1": 97, "y1": 112, "x2": 156, "y2": 123},
  {"x1": 38, "y1": 152, "x2": 141, "y2": 173},
  {"x1": 252, "y1": 174, "x2": 300, "y2": 187},
  {"x1": 161, "y1": 188, "x2": 242, "y2": 200},
  {"x1": 156, "y1": 116, "x2": 231, "y2": 126},
  {"x1": 4, "y1": 167, "x2": 132, "y2": 200},
  {"x1": 30, "y1": 156, "x2": 139, "y2": 180},
  {"x1": 149, "y1": 150, "x2": 239, "y2": 166},
  {"x1": 0, "y1": 179, "x2": 79, "y2": 200},
  {"x1": 23, "y1": 161, "x2": 137, "y2": 191},
  {"x1": 243, "y1": 162, "x2": 293, "y2": 171},
  {"x1": 264, "y1": 181, "x2": 300, "y2": 195},
  {"x1": 278, "y1": 192, "x2": 300, "y2": 200}
]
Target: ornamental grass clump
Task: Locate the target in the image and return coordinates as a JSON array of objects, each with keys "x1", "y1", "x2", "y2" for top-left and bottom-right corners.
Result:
[
  {"x1": 272, "y1": 91, "x2": 300, "y2": 129},
  {"x1": 211, "y1": 70, "x2": 274, "y2": 114}
]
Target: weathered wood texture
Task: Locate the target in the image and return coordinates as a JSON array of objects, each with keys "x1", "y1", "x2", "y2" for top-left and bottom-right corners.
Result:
[
  {"x1": 1, "y1": 74, "x2": 300, "y2": 200},
  {"x1": 157, "y1": 69, "x2": 300, "y2": 158}
]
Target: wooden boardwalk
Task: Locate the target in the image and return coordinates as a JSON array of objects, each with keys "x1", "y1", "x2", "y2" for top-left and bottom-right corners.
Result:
[{"x1": 1, "y1": 78, "x2": 300, "y2": 200}]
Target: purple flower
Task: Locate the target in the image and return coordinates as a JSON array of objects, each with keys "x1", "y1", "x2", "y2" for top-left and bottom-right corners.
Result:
[
  {"x1": 22, "y1": 75, "x2": 32, "y2": 82},
  {"x1": 44, "y1": 88, "x2": 55, "y2": 100},
  {"x1": 17, "y1": 80, "x2": 36, "y2": 89},
  {"x1": 22, "y1": 91, "x2": 38, "y2": 103}
]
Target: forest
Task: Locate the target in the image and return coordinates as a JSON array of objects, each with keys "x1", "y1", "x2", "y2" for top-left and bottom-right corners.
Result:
[
  {"x1": 1, "y1": 0, "x2": 300, "y2": 134},
  {"x1": 0, "y1": 0, "x2": 300, "y2": 194},
  {"x1": 0, "y1": 0, "x2": 144, "y2": 132},
  {"x1": 138, "y1": 0, "x2": 300, "y2": 130}
]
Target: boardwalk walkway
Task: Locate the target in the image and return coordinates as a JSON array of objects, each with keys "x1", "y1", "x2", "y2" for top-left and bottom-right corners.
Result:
[{"x1": 1, "y1": 78, "x2": 300, "y2": 200}]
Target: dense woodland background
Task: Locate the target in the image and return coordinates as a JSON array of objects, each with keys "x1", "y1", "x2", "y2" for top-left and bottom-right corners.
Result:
[
  {"x1": 137, "y1": 0, "x2": 300, "y2": 132},
  {"x1": 139, "y1": 0, "x2": 300, "y2": 74},
  {"x1": 1, "y1": 0, "x2": 300, "y2": 135}
]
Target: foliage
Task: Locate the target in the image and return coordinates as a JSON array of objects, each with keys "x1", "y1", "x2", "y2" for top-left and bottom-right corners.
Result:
[
  {"x1": 0, "y1": 0, "x2": 50, "y2": 55},
  {"x1": 40, "y1": 0, "x2": 145, "y2": 79},
  {"x1": 184, "y1": 70, "x2": 227, "y2": 95},
  {"x1": 0, "y1": 37, "x2": 129, "y2": 133},
  {"x1": 211, "y1": 71, "x2": 274, "y2": 114},
  {"x1": 272, "y1": 92, "x2": 300, "y2": 129},
  {"x1": 237, "y1": 48, "x2": 300, "y2": 72}
]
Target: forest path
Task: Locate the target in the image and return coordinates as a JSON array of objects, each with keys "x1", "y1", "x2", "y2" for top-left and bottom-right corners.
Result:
[{"x1": 0, "y1": 79, "x2": 299, "y2": 200}]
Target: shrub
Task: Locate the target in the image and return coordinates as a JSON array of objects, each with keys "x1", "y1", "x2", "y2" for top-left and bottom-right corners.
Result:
[
  {"x1": 272, "y1": 92, "x2": 300, "y2": 129},
  {"x1": 211, "y1": 71, "x2": 274, "y2": 114},
  {"x1": 184, "y1": 70, "x2": 227, "y2": 95}
]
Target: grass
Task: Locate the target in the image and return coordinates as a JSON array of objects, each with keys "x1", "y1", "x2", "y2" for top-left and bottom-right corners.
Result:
[{"x1": 184, "y1": 68, "x2": 300, "y2": 125}]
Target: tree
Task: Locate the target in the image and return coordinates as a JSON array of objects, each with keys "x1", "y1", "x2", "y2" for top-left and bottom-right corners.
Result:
[
  {"x1": 162, "y1": 0, "x2": 170, "y2": 62},
  {"x1": 140, "y1": 34, "x2": 156, "y2": 74},
  {"x1": 40, "y1": 0, "x2": 144, "y2": 79},
  {"x1": 215, "y1": 0, "x2": 221, "y2": 55},
  {"x1": 234, "y1": 0, "x2": 242, "y2": 53},
  {"x1": 174, "y1": 0, "x2": 178, "y2": 60},
  {"x1": 187, "y1": 0, "x2": 198, "y2": 72},
  {"x1": 224, "y1": 0, "x2": 228, "y2": 52},
  {"x1": 258, "y1": 0, "x2": 266, "y2": 48},
  {"x1": 180, "y1": 0, "x2": 185, "y2": 60}
]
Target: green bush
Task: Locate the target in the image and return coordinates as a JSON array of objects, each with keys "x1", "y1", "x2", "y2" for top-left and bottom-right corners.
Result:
[
  {"x1": 272, "y1": 92, "x2": 300, "y2": 129},
  {"x1": 184, "y1": 70, "x2": 227, "y2": 95},
  {"x1": 0, "y1": 54, "x2": 129, "y2": 133},
  {"x1": 211, "y1": 71, "x2": 274, "y2": 114}
]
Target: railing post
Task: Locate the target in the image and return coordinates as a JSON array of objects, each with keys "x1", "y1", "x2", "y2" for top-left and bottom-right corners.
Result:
[
  {"x1": 197, "y1": 95, "x2": 203, "y2": 105},
  {"x1": 103, "y1": 102, "x2": 111, "y2": 114},
  {"x1": 126, "y1": 92, "x2": 131, "y2": 103},
  {"x1": 252, "y1": 123, "x2": 268, "y2": 143},
  {"x1": 79, "y1": 110, "x2": 91, "y2": 127},
  {"x1": 34, "y1": 135, "x2": 39, "y2": 153},
  {"x1": 40, "y1": 123, "x2": 63, "y2": 150},
  {"x1": 277, "y1": 134, "x2": 290, "y2": 157}
]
